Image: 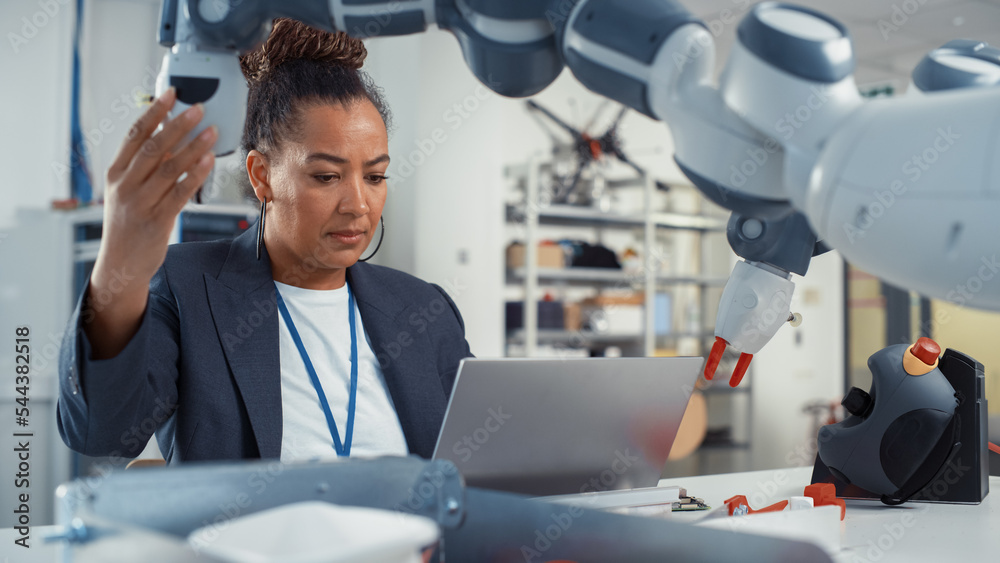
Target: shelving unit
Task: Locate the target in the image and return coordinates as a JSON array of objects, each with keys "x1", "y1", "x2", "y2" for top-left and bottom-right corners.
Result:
[
  {"x1": 507, "y1": 267, "x2": 729, "y2": 287},
  {"x1": 503, "y1": 156, "x2": 728, "y2": 358}
]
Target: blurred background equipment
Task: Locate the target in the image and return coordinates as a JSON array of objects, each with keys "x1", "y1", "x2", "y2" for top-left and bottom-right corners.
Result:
[{"x1": 525, "y1": 99, "x2": 671, "y2": 207}]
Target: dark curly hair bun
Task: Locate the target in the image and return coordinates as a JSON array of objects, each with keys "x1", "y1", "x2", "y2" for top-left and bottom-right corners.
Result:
[
  {"x1": 238, "y1": 17, "x2": 392, "y2": 165},
  {"x1": 240, "y1": 18, "x2": 367, "y2": 85}
]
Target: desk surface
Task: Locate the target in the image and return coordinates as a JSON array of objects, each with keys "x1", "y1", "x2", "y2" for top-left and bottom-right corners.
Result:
[
  {"x1": 5, "y1": 467, "x2": 998, "y2": 561},
  {"x1": 658, "y1": 466, "x2": 1000, "y2": 561},
  {"x1": 0, "y1": 526, "x2": 58, "y2": 561}
]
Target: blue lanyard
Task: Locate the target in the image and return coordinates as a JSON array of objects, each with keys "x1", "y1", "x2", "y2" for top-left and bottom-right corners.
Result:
[{"x1": 274, "y1": 281, "x2": 359, "y2": 457}]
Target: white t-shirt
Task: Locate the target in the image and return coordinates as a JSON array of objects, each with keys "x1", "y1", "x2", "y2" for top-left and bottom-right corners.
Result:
[{"x1": 274, "y1": 280, "x2": 409, "y2": 462}]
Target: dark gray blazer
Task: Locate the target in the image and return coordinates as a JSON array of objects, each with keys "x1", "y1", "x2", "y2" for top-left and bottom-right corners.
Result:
[{"x1": 57, "y1": 225, "x2": 473, "y2": 462}]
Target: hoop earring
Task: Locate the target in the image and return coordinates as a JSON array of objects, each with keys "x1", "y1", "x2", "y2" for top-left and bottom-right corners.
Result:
[
  {"x1": 358, "y1": 216, "x2": 385, "y2": 262},
  {"x1": 256, "y1": 198, "x2": 267, "y2": 260}
]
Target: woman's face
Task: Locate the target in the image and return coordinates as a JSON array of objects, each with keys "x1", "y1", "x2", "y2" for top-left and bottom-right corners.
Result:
[{"x1": 251, "y1": 100, "x2": 389, "y2": 287}]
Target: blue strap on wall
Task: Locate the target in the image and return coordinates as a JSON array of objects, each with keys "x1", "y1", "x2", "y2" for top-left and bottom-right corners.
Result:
[{"x1": 70, "y1": 0, "x2": 93, "y2": 203}]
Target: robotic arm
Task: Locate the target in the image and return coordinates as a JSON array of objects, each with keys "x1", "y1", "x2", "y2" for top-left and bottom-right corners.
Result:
[
  {"x1": 155, "y1": 0, "x2": 1000, "y2": 387},
  {"x1": 549, "y1": 1, "x2": 1000, "y2": 386},
  {"x1": 155, "y1": 0, "x2": 565, "y2": 154}
]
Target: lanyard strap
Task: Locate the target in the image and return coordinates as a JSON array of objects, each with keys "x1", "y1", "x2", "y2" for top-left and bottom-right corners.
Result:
[{"x1": 274, "y1": 281, "x2": 359, "y2": 457}]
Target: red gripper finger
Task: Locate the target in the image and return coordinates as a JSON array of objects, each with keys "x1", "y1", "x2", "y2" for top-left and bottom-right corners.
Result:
[
  {"x1": 730, "y1": 353, "x2": 753, "y2": 387},
  {"x1": 705, "y1": 337, "x2": 727, "y2": 380}
]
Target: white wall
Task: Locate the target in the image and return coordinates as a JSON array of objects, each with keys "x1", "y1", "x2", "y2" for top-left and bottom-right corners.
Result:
[
  {"x1": 77, "y1": 0, "x2": 164, "y2": 200},
  {"x1": 0, "y1": 0, "x2": 76, "y2": 228},
  {"x1": 362, "y1": 35, "x2": 423, "y2": 276},
  {"x1": 750, "y1": 252, "x2": 846, "y2": 470},
  {"x1": 366, "y1": 31, "x2": 508, "y2": 358}
]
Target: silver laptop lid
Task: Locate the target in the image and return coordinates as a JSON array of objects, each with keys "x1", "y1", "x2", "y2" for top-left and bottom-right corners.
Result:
[{"x1": 432, "y1": 357, "x2": 703, "y2": 496}]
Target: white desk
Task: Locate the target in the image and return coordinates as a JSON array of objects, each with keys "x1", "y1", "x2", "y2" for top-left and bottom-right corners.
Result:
[
  {"x1": 4, "y1": 467, "x2": 998, "y2": 561},
  {"x1": 658, "y1": 466, "x2": 1000, "y2": 561},
  {"x1": 0, "y1": 525, "x2": 59, "y2": 561}
]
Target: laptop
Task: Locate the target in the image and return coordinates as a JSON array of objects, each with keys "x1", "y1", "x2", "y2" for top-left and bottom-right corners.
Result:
[{"x1": 432, "y1": 356, "x2": 703, "y2": 496}]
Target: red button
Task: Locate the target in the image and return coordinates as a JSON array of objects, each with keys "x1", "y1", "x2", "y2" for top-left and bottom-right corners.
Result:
[{"x1": 911, "y1": 337, "x2": 940, "y2": 366}]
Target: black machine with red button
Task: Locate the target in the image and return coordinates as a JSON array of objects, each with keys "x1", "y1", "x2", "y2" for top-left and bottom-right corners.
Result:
[{"x1": 811, "y1": 338, "x2": 989, "y2": 505}]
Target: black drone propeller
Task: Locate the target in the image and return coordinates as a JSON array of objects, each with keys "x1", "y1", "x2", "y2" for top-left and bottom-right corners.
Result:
[{"x1": 526, "y1": 99, "x2": 670, "y2": 202}]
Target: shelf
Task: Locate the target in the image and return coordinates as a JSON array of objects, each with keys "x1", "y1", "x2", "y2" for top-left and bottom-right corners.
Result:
[
  {"x1": 507, "y1": 268, "x2": 729, "y2": 287},
  {"x1": 506, "y1": 204, "x2": 727, "y2": 231},
  {"x1": 605, "y1": 177, "x2": 647, "y2": 189},
  {"x1": 506, "y1": 329, "x2": 643, "y2": 344},
  {"x1": 658, "y1": 275, "x2": 729, "y2": 287},
  {"x1": 73, "y1": 240, "x2": 101, "y2": 261},
  {"x1": 504, "y1": 165, "x2": 662, "y2": 190},
  {"x1": 656, "y1": 331, "x2": 716, "y2": 340},
  {"x1": 507, "y1": 330, "x2": 716, "y2": 345},
  {"x1": 508, "y1": 267, "x2": 634, "y2": 285},
  {"x1": 651, "y1": 212, "x2": 728, "y2": 231}
]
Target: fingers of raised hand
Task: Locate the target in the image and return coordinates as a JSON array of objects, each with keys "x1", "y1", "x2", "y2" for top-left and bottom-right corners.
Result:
[{"x1": 107, "y1": 87, "x2": 176, "y2": 183}]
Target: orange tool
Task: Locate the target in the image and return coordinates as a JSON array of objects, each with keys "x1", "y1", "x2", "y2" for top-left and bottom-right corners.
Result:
[
  {"x1": 723, "y1": 495, "x2": 788, "y2": 516},
  {"x1": 804, "y1": 483, "x2": 846, "y2": 520}
]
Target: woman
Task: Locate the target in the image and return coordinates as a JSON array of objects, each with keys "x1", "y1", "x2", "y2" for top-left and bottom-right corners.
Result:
[{"x1": 57, "y1": 19, "x2": 473, "y2": 463}]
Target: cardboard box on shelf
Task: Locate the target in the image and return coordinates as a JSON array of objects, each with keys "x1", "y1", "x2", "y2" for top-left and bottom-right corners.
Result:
[
  {"x1": 580, "y1": 293, "x2": 645, "y2": 307},
  {"x1": 564, "y1": 302, "x2": 582, "y2": 331},
  {"x1": 506, "y1": 242, "x2": 565, "y2": 269}
]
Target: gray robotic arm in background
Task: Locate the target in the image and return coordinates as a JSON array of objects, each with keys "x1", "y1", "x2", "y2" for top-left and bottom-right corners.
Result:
[
  {"x1": 155, "y1": 0, "x2": 567, "y2": 155},
  {"x1": 156, "y1": 0, "x2": 1000, "y2": 386}
]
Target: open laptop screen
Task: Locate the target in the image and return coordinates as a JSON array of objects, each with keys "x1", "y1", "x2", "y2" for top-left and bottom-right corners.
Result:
[{"x1": 432, "y1": 357, "x2": 703, "y2": 496}]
